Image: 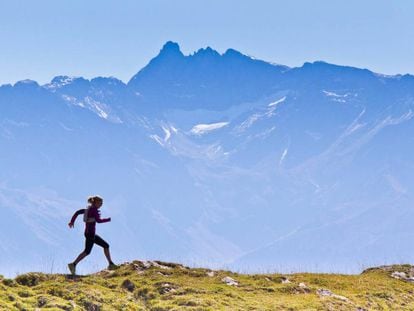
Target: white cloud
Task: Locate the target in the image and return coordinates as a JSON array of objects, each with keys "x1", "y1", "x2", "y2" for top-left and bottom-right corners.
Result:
[
  {"x1": 190, "y1": 122, "x2": 229, "y2": 135},
  {"x1": 279, "y1": 148, "x2": 288, "y2": 166},
  {"x1": 322, "y1": 90, "x2": 349, "y2": 98},
  {"x1": 162, "y1": 126, "x2": 172, "y2": 142},
  {"x1": 268, "y1": 96, "x2": 286, "y2": 107}
]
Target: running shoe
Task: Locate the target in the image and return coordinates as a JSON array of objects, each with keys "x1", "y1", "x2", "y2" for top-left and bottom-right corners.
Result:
[
  {"x1": 108, "y1": 263, "x2": 119, "y2": 270},
  {"x1": 68, "y1": 263, "x2": 76, "y2": 275}
]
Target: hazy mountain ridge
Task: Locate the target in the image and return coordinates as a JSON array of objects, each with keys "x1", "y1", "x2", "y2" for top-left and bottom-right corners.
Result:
[{"x1": 1, "y1": 42, "x2": 414, "y2": 277}]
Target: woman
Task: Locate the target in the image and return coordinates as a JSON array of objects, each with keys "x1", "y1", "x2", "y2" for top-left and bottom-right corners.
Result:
[{"x1": 68, "y1": 195, "x2": 117, "y2": 275}]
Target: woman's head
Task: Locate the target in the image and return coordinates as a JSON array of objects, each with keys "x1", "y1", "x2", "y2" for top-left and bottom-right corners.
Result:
[{"x1": 88, "y1": 195, "x2": 103, "y2": 208}]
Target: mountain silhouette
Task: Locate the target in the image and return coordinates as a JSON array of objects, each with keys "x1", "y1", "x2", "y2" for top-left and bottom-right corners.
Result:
[{"x1": 1, "y1": 42, "x2": 414, "y2": 276}]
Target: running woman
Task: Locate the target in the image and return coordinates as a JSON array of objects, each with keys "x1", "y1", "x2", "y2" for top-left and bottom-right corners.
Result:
[{"x1": 68, "y1": 195, "x2": 117, "y2": 275}]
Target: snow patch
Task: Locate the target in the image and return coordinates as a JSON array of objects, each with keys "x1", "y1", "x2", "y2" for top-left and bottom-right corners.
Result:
[
  {"x1": 84, "y1": 97, "x2": 109, "y2": 120},
  {"x1": 63, "y1": 95, "x2": 122, "y2": 123},
  {"x1": 235, "y1": 96, "x2": 285, "y2": 133},
  {"x1": 322, "y1": 90, "x2": 351, "y2": 103},
  {"x1": 45, "y1": 76, "x2": 77, "y2": 90},
  {"x1": 62, "y1": 95, "x2": 85, "y2": 107}
]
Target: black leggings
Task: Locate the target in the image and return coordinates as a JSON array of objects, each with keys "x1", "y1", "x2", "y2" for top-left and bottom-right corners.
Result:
[{"x1": 84, "y1": 233, "x2": 109, "y2": 255}]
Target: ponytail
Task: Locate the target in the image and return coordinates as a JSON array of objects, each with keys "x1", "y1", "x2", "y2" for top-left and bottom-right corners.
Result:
[{"x1": 87, "y1": 195, "x2": 103, "y2": 205}]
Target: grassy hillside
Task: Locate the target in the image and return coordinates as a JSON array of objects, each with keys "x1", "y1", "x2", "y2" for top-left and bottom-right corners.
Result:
[{"x1": 1, "y1": 260, "x2": 414, "y2": 310}]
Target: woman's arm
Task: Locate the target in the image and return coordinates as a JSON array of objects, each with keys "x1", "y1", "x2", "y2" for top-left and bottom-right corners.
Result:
[
  {"x1": 93, "y1": 209, "x2": 111, "y2": 224},
  {"x1": 68, "y1": 209, "x2": 85, "y2": 228}
]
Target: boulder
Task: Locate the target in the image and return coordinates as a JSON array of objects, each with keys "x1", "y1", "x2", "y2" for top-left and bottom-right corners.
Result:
[{"x1": 222, "y1": 276, "x2": 238, "y2": 286}]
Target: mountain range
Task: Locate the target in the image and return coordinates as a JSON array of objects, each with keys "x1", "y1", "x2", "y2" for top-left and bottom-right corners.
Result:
[{"x1": 1, "y1": 41, "x2": 414, "y2": 277}]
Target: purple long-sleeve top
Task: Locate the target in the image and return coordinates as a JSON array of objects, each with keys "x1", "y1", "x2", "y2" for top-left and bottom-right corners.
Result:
[{"x1": 70, "y1": 206, "x2": 110, "y2": 235}]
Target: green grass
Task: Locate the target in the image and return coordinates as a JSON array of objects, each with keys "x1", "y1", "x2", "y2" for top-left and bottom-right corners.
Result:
[{"x1": 1, "y1": 261, "x2": 413, "y2": 310}]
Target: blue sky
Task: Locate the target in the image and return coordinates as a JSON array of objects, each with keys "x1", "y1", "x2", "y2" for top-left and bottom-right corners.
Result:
[{"x1": 1, "y1": 0, "x2": 413, "y2": 85}]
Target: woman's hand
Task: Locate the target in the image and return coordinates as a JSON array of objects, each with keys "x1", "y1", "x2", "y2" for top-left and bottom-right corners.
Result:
[{"x1": 68, "y1": 222, "x2": 74, "y2": 228}]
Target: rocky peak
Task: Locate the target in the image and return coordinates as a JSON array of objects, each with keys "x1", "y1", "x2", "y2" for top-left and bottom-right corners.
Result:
[{"x1": 157, "y1": 41, "x2": 184, "y2": 59}]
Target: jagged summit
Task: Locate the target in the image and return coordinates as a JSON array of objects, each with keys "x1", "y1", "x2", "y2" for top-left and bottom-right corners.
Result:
[
  {"x1": 43, "y1": 76, "x2": 126, "y2": 93},
  {"x1": 137, "y1": 41, "x2": 257, "y2": 69},
  {"x1": 191, "y1": 46, "x2": 221, "y2": 58},
  {"x1": 158, "y1": 42, "x2": 253, "y2": 60},
  {"x1": 157, "y1": 41, "x2": 184, "y2": 58},
  {"x1": 127, "y1": 41, "x2": 287, "y2": 109},
  {"x1": 159, "y1": 41, "x2": 244, "y2": 59},
  {"x1": 45, "y1": 76, "x2": 82, "y2": 89}
]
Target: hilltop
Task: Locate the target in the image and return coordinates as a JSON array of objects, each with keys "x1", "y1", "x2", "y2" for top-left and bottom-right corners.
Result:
[{"x1": 1, "y1": 261, "x2": 414, "y2": 310}]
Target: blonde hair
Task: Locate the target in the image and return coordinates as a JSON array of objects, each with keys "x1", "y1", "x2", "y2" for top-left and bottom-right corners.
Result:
[{"x1": 87, "y1": 195, "x2": 103, "y2": 205}]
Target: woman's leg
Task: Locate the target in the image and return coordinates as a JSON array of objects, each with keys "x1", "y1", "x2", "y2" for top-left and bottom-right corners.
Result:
[
  {"x1": 73, "y1": 251, "x2": 88, "y2": 265},
  {"x1": 94, "y1": 235, "x2": 114, "y2": 264},
  {"x1": 68, "y1": 234, "x2": 94, "y2": 274},
  {"x1": 73, "y1": 235, "x2": 94, "y2": 264},
  {"x1": 104, "y1": 248, "x2": 113, "y2": 264}
]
